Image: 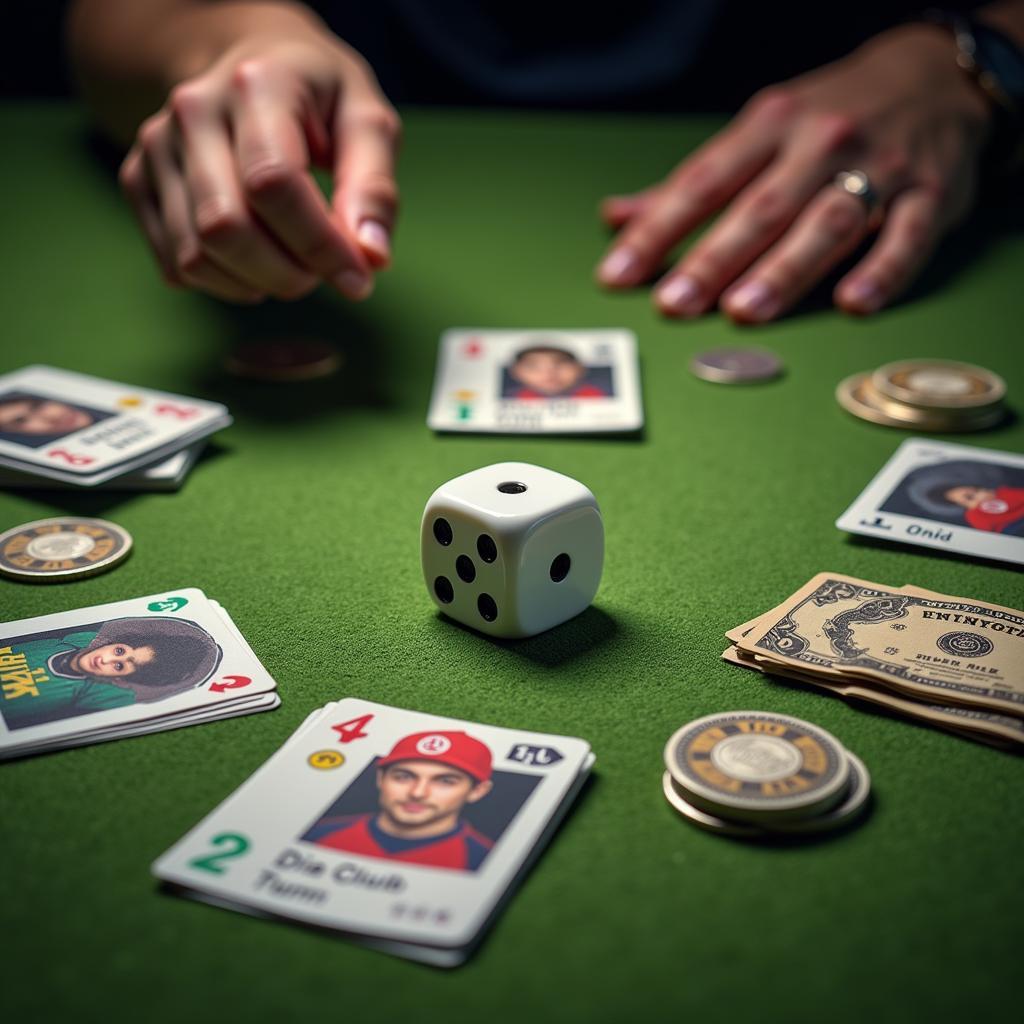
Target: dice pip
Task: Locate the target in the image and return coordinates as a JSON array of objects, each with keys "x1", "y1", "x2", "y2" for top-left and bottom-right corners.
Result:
[{"x1": 421, "y1": 462, "x2": 604, "y2": 639}]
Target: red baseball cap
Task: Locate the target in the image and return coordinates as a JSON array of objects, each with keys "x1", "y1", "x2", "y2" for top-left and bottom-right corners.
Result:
[{"x1": 377, "y1": 731, "x2": 493, "y2": 783}]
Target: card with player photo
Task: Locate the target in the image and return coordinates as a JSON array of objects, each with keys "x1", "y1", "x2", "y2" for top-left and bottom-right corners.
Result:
[
  {"x1": 0, "y1": 366, "x2": 230, "y2": 485},
  {"x1": 427, "y1": 329, "x2": 642, "y2": 434},
  {"x1": 0, "y1": 589, "x2": 279, "y2": 758},
  {"x1": 836, "y1": 438, "x2": 1024, "y2": 566},
  {"x1": 152, "y1": 698, "x2": 594, "y2": 966}
]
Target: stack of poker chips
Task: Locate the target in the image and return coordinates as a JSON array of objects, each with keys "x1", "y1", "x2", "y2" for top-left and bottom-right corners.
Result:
[
  {"x1": 661, "y1": 711, "x2": 871, "y2": 839},
  {"x1": 836, "y1": 359, "x2": 1007, "y2": 432}
]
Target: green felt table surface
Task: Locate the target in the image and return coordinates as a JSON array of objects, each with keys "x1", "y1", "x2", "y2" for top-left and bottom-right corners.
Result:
[{"x1": 1, "y1": 102, "x2": 1022, "y2": 1023}]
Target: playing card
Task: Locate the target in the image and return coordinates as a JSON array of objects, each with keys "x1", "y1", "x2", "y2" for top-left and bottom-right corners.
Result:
[
  {"x1": 0, "y1": 589, "x2": 278, "y2": 758},
  {"x1": 0, "y1": 442, "x2": 206, "y2": 491},
  {"x1": 427, "y1": 329, "x2": 642, "y2": 433},
  {"x1": 153, "y1": 699, "x2": 593, "y2": 965},
  {"x1": 836, "y1": 438, "x2": 1024, "y2": 565},
  {"x1": 0, "y1": 366, "x2": 230, "y2": 485}
]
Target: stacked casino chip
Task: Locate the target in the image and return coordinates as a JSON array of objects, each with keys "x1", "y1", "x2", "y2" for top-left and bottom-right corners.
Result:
[
  {"x1": 836, "y1": 359, "x2": 1007, "y2": 432},
  {"x1": 662, "y1": 711, "x2": 871, "y2": 839}
]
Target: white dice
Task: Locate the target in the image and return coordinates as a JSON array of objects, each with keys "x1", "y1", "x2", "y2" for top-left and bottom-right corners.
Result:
[{"x1": 421, "y1": 462, "x2": 604, "y2": 639}]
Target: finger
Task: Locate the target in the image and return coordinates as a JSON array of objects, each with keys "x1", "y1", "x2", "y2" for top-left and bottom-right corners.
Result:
[
  {"x1": 654, "y1": 114, "x2": 861, "y2": 317},
  {"x1": 228, "y1": 59, "x2": 374, "y2": 298},
  {"x1": 834, "y1": 188, "x2": 943, "y2": 315},
  {"x1": 599, "y1": 190, "x2": 657, "y2": 228},
  {"x1": 168, "y1": 79, "x2": 319, "y2": 301},
  {"x1": 332, "y1": 84, "x2": 401, "y2": 273},
  {"x1": 140, "y1": 112, "x2": 266, "y2": 303},
  {"x1": 719, "y1": 184, "x2": 872, "y2": 323},
  {"x1": 596, "y1": 89, "x2": 798, "y2": 288},
  {"x1": 119, "y1": 145, "x2": 182, "y2": 287}
]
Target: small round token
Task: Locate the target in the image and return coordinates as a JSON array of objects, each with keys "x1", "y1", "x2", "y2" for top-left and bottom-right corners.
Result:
[
  {"x1": 0, "y1": 516, "x2": 132, "y2": 582},
  {"x1": 873, "y1": 359, "x2": 1006, "y2": 411},
  {"x1": 224, "y1": 338, "x2": 342, "y2": 382},
  {"x1": 836, "y1": 372, "x2": 1006, "y2": 432},
  {"x1": 768, "y1": 750, "x2": 871, "y2": 835},
  {"x1": 689, "y1": 347, "x2": 783, "y2": 384},
  {"x1": 664, "y1": 711, "x2": 850, "y2": 823},
  {"x1": 662, "y1": 771, "x2": 764, "y2": 838}
]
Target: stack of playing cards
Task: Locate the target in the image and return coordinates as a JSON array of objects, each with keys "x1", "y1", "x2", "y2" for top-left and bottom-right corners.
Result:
[
  {"x1": 0, "y1": 589, "x2": 279, "y2": 759},
  {"x1": 0, "y1": 366, "x2": 231, "y2": 490},
  {"x1": 428, "y1": 329, "x2": 643, "y2": 434},
  {"x1": 153, "y1": 699, "x2": 595, "y2": 966}
]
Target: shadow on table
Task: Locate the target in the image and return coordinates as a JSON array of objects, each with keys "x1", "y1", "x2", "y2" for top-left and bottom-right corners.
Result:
[
  {"x1": 0, "y1": 442, "x2": 232, "y2": 517},
  {"x1": 191, "y1": 292, "x2": 398, "y2": 425},
  {"x1": 843, "y1": 532, "x2": 1022, "y2": 573},
  {"x1": 430, "y1": 604, "x2": 623, "y2": 671}
]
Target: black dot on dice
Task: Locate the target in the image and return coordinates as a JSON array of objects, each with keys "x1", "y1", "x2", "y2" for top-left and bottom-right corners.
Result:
[
  {"x1": 497, "y1": 481, "x2": 527, "y2": 494},
  {"x1": 477, "y1": 534, "x2": 498, "y2": 563},
  {"x1": 478, "y1": 593, "x2": 498, "y2": 621},
  {"x1": 550, "y1": 553, "x2": 571, "y2": 583},
  {"x1": 434, "y1": 576, "x2": 454, "y2": 603},
  {"x1": 433, "y1": 518, "x2": 453, "y2": 546},
  {"x1": 456, "y1": 555, "x2": 476, "y2": 583}
]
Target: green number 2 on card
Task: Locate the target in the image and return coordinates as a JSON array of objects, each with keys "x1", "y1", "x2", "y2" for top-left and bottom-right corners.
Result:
[{"x1": 188, "y1": 832, "x2": 251, "y2": 874}]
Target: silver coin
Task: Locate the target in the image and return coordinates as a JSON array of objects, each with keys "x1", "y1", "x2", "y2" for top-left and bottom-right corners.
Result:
[
  {"x1": 689, "y1": 347, "x2": 783, "y2": 384},
  {"x1": 664, "y1": 710, "x2": 850, "y2": 823},
  {"x1": 0, "y1": 517, "x2": 133, "y2": 582}
]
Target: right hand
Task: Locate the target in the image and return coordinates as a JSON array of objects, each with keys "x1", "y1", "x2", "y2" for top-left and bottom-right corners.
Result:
[{"x1": 119, "y1": 29, "x2": 400, "y2": 303}]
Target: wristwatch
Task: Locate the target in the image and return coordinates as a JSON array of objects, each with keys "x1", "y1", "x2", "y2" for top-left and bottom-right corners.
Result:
[{"x1": 922, "y1": 8, "x2": 1024, "y2": 172}]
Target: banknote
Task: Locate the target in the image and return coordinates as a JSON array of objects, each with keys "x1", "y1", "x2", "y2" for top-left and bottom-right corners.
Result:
[
  {"x1": 721, "y1": 644, "x2": 1024, "y2": 749},
  {"x1": 731, "y1": 573, "x2": 1024, "y2": 716}
]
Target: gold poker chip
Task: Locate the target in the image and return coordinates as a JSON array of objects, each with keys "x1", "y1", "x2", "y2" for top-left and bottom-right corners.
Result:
[
  {"x1": 664, "y1": 711, "x2": 850, "y2": 824},
  {"x1": 0, "y1": 517, "x2": 133, "y2": 582},
  {"x1": 872, "y1": 359, "x2": 1006, "y2": 411}
]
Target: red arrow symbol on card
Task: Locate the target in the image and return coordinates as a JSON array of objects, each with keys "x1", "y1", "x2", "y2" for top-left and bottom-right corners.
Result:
[{"x1": 210, "y1": 675, "x2": 252, "y2": 693}]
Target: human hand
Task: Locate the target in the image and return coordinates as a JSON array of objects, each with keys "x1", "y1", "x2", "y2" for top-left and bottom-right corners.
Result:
[
  {"x1": 597, "y1": 25, "x2": 993, "y2": 321},
  {"x1": 119, "y1": 25, "x2": 400, "y2": 303}
]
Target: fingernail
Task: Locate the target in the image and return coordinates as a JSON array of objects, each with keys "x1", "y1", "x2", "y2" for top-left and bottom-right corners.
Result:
[
  {"x1": 726, "y1": 279, "x2": 778, "y2": 320},
  {"x1": 843, "y1": 278, "x2": 883, "y2": 314},
  {"x1": 597, "y1": 248, "x2": 639, "y2": 285},
  {"x1": 357, "y1": 219, "x2": 391, "y2": 261},
  {"x1": 656, "y1": 274, "x2": 701, "y2": 315},
  {"x1": 333, "y1": 269, "x2": 373, "y2": 300}
]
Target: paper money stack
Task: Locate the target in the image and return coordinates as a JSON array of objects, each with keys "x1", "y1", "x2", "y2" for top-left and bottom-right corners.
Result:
[{"x1": 723, "y1": 573, "x2": 1024, "y2": 749}]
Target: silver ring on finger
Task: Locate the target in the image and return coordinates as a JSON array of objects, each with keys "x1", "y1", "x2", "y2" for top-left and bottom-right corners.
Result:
[{"x1": 833, "y1": 169, "x2": 878, "y2": 213}]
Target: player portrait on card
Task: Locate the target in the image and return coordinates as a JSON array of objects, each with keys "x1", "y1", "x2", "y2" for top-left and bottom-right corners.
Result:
[
  {"x1": 0, "y1": 616, "x2": 221, "y2": 731},
  {"x1": 152, "y1": 699, "x2": 593, "y2": 963},
  {"x1": 427, "y1": 329, "x2": 642, "y2": 434},
  {"x1": 0, "y1": 366, "x2": 231, "y2": 485},
  {"x1": 303, "y1": 730, "x2": 544, "y2": 873},
  {"x1": 836, "y1": 439, "x2": 1024, "y2": 565},
  {"x1": 0, "y1": 589, "x2": 279, "y2": 757},
  {"x1": 0, "y1": 391, "x2": 115, "y2": 449}
]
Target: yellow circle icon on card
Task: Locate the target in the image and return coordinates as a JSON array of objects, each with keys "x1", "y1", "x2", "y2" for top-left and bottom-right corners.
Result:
[
  {"x1": 308, "y1": 750, "x2": 345, "y2": 770},
  {"x1": 118, "y1": 396, "x2": 143, "y2": 407}
]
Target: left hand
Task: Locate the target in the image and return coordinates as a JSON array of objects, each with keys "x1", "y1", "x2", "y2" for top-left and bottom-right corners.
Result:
[{"x1": 596, "y1": 24, "x2": 994, "y2": 322}]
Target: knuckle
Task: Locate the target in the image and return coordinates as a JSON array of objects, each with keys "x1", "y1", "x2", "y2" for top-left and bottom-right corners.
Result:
[
  {"x1": 674, "y1": 159, "x2": 730, "y2": 209},
  {"x1": 230, "y1": 58, "x2": 271, "y2": 93},
  {"x1": 817, "y1": 198, "x2": 865, "y2": 242},
  {"x1": 875, "y1": 148, "x2": 912, "y2": 187},
  {"x1": 744, "y1": 85, "x2": 799, "y2": 123},
  {"x1": 241, "y1": 160, "x2": 299, "y2": 202},
  {"x1": 744, "y1": 187, "x2": 795, "y2": 235},
  {"x1": 351, "y1": 104, "x2": 402, "y2": 142},
  {"x1": 137, "y1": 115, "x2": 167, "y2": 156},
  {"x1": 175, "y1": 245, "x2": 207, "y2": 277},
  {"x1": 360, "y1": 171, "x2": 400, "y2": 212},
  {"x1": 168, "y1": 81, "x2": 210, "y2": 122},
  {"x1": 193, "y1": 198, "x2": 248, "y2": 246},
  {"x1": 805, "y1": 112, "x2": 860, "y2": 155}
]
